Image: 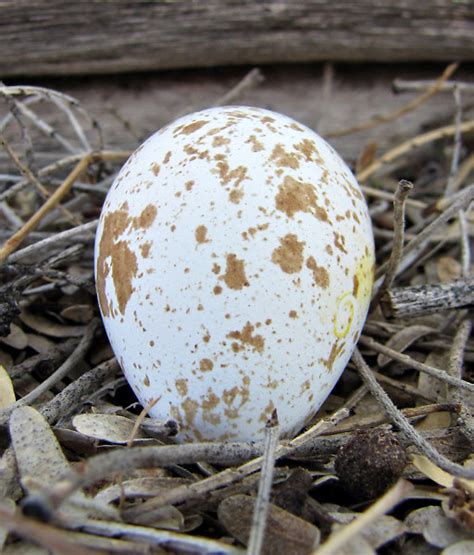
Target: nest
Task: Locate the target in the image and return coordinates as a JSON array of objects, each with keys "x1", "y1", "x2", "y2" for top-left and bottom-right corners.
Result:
[{"x1": 0, "y1": 65, "x2": 473, "y2": 554}]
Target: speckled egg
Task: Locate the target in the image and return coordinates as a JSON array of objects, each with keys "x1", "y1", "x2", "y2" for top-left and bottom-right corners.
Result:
[{"x1": 94, "y1": 106, "x2": 374, "y2": 442}]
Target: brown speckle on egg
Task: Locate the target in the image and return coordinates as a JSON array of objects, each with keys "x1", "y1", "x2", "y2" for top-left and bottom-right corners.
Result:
[
  {"x1": 271, "y1": 233, "x2": 305, "y2": 274},
  {"x1": 222, "y1": 254, "x2": 249, "y2": 290}
]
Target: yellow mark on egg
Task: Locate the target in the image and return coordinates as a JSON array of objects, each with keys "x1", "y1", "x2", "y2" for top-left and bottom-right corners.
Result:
[{"x1": 333, "y1": 291, "x2": 355, "y2": 339}]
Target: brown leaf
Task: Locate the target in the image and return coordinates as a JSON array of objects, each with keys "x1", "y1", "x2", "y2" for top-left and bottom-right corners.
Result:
[
  {"x1": 72, "y1": 413, "x2": 144, "y2": 444},
  {"x1": 0, "y1": 323, "x2": 28, "y2": 350},
  {"x1": 60, "y1": 305, "x2": 94, "y2": 324},
  {"x1": 405, "y1": 506, "x2": 473, "y2": 548},
  {"x1": 0, "y1": 364, "x2": 15, "y2": 409},
  {"x1": 218, "y1": 494, "x2": 320, "y2": 554},
  {"x1": 20, "y1": 310, "x2": 85, "y2": 338},
  {"x1": 356, "y1": 141, "x2": 378, "y2": 174},
  {"x1": 437, "y1": 256, "x2": 462, "y2": 283},
  {"x1": 377, "y1": 325, "x2": 434, "y2": 367}
]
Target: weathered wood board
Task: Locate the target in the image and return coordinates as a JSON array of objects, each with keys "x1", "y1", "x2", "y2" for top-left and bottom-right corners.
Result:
[
  {"x1": 18, "y1": 63, "x2": 473, "y2": 163},
  {"x1": 0, "y1": 1, "x2": 473, "y2": 78}
]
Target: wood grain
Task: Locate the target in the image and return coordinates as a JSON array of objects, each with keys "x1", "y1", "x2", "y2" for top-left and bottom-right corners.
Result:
[{"x1": 0, "y1": 1, "x2": 473, "y2": 77}]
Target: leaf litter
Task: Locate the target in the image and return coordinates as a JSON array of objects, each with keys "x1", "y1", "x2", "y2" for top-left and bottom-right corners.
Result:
[{"x1": 0, "y1": 64, "x2": 473, "y2": 553}]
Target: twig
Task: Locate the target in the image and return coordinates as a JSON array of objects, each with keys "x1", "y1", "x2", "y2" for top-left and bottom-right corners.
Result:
[
  {"x1": 361, "y1": 184, "x2": 425, "y2": 210},
  {"x1": 81, "y1": 519, "x2": 244, "y2": 555},
  {"x1": 7, "y1": 220, "x2": 98, "y2": 264},
  {"x1": 0, "y1": 320, "x2": 98, "y2": 426},
  {"x1": 352, "y1": 347, "x2": 474, "y2": 479},
  {"x1": 0, "y1": 85, "x2": 102, "y2": 145},
  {"x1": 0, "y1": 150, "x2": 128, "y2": 261},
  {"x1": 0, "y1": 132, "x2": 81, "y2": 225},
  {"x1": 121, "y1": 408, "x2": 349, "y2": 524},
  {"x1": 23, "y1": 408, "x2": 348, "y2": 522},
  {"x1": 356, "y1": 120, "x2": 474, "y2": 182},
  {"x1": 371, "y1": 180, "x2": 413, "y2": 306},
  {"x1": 126, "y1": 397, "x2": 160, "y2": 447},
  {"x1": 447, "y1": 319, "x2": 474, "y2": 443},
  {"x1": 39, "y1": 358, "x2": 120, "y2": 425},
  {"x1": 359, "y1": 335, "x2": 474, "y2": 393},
  {"x1": 0, "y1": 502, "x2": 97, "y2": 555},
  {"x1": 371, "y1": 370, "x2": 438, "y2": 403},
  {"x1": 326, "y1": 62, "x2": 458, "y2": 138},
  {"x1": 326, "y1": 403, "x2": 456, "y2": 435},
  {"x1": 445, "y1": 85, "x2": 463, "y2": 197},
  {"x1": 375, "y1": 184, "x2": 474, "y2": 278},
  {"x1": 247, "y1": 412, "x2": 280, "y2": 555},
  {"x1": 213, "y1": 68, "x2": 264, "y2": 107},
  {"x1": 458, "y1": 210, "x2": 471, "y2": 276},
  {"x1": 380, "y1": 277, "x2": 474, "y2": 318},
  {"x1": 393, "y1": 78, "x2": 474, "y2": 93},
  {"x1": 313, "y1": 480, "x2": 414, "y2": 555}
]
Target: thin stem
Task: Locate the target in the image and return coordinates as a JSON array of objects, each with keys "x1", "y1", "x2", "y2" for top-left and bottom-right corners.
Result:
[
  {"x1": 247, "y1": 414, "x2": 280, "y2": 555},
  {"x1": 352, "y1": 347, "x2": 474, "y2": 479}
]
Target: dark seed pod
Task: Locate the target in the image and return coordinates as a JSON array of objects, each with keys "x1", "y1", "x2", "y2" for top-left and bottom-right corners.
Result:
[{"x1": 335, "y1": 428, "x2": 408, "y2": 500}]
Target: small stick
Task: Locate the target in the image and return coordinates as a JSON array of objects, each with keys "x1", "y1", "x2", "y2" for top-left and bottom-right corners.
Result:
[
  {"x1": 356, "y1": 120, "x2": 474, "y2": 182},
  {"x1": 313, "y1": 480, "x2": 413, "y2": 555},
  {"x1": 393, "y1": 78, "x2": 474, "y2": 93},
  {"x1": 371, "y1": 180, "x2": 413, "y2": 305},
  {"x1": 379, "y1": 276, "x2": 474, "y2": 318},
  {"x1": 326, "y1": 402, "x2": 456, "y2": 435},
  {"x1": 0, "y1": 320, "x2": 98, "y2": 426},
  {"x1": 326, "y1": 62, "x2": 458, "y2": 138},
  {"x1": 352, "y1": 347, "x2": 474, "y2": 480},
  {"x1": 39, "y1": 358, "x2": 120, "y2": 425},
  {"x1": 7, "y1": 220, "x2": 98, "y2": 264},
  {"x1": 247, "y1": 412, "x2": 280, "y2": 555},
  {"x1": 359, "y1": 335, "x2": 474, "y2": 393},
  {"x1": 444, "y1": 85, "x2": 463, "y2": 198},
  {"x1": 447, "y1": 319, "x2": 474, "y2": 443},
  {"x1": 0, "y1": 85, "x2": 103, "y2": 150},
  {"x1": 361, "y1": 184, "x2": 425, "y2": 210},
  {"x1": 214, "y1": 68, "x2": 264, "y2": 107},
  {"x1": 375, "y1": 184, "x2": 474, "y2": 278},
  {"x1": 29, "y1": 408, "x2": 347, "y2": 523},
  {"x1": 0, "y1": 150, "x2": 128, "y2": 261},
  {"x1": 0, "y1": 133, "x2": 81, "y2": 225},
  {"x1": 458, "y1": 210, "x2": 471, "y2": 276},
  {"x1": 126, "y1": 397, "x2": 160, "y2": 447}
]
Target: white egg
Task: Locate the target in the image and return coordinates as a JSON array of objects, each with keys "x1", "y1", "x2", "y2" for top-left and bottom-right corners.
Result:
[{"x1": 94, "y1": 106, "x2": 374, "y2": 442}]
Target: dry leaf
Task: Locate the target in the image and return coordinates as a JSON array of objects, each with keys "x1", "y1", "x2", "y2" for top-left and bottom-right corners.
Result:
[
  {"x1": 0, "y1": 324, "x2": 28, "y2": 350},
  {"x1": 412, "y1": 455, "x2": 474, "y2": 491},
  {"x1": 2, "y1": 542, "x2": 50, "y2": 554},
  {"x1": 0, "y1": 498, "x2": 15, "y2": 550},
  {"x1": 95, "y1": 477, "x2": 192, "y2": 505},
  {"x1": 442, "y1": 540, "x2": 474, "y2": 554},
  {"x1": 356, "y1": 141, "x2": 378, "y2": 174},
  {"x1": 128, "y1": 504, "x2": 185, "y2": 530},
  {"x1": 0, "y1": 364, "x2": 15, "y2": 408},
  {"x1": 25, "y1": 334, "x2": 56, "y2": 355},
  {"x1": 20, "y1": 310, "x2": 85, "y2": 338},
  {"x1": 327, "y1": 511, "x2": 405, "y2": 549},
  {"x1": 60, "y1": 305, "x2": 94, "y2": 324},
  {"x1": 437, "y1": 256, "x2": 462, "y2": 283},
  {"x1": 72, "y1": 413, "x2": 144, "y2": 444},
  {"x1": 442, "y1": 480, "x2": 474, "y2": 531},
  {"x1": 218, "y1": 494, "x2": 320, "y2": 554},
  {"x1": 377, "y1": 325, "x2": 434, "y2": 367},
  {"x1": 9, "y1": 406, "x2": 73, "y2": 492},
  {"x1": 405, "y1": 506, "x2": 474, "y2": 548}
]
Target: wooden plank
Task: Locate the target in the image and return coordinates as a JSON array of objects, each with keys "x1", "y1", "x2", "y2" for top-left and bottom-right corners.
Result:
[
  {"x1": 0, "y1": 1, "x2": 473, "y2": 78},
  {"x1": 50, "y1": 64, "x2": 473, "y2": 162}
]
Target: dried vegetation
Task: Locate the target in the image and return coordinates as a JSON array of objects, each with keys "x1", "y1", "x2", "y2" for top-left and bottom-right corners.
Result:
[{"x1": 0, "y1": 64, "x2": 473, "y2": 554}]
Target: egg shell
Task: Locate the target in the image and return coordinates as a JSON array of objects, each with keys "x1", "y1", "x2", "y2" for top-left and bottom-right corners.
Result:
[{"x1": 95, "y1": 106, "x2": 374, "y2": 442}]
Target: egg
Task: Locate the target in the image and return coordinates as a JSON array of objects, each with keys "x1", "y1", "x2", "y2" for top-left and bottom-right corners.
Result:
[{"x1": 94, "y1": 106, "x2": 374, "y2": 442}]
